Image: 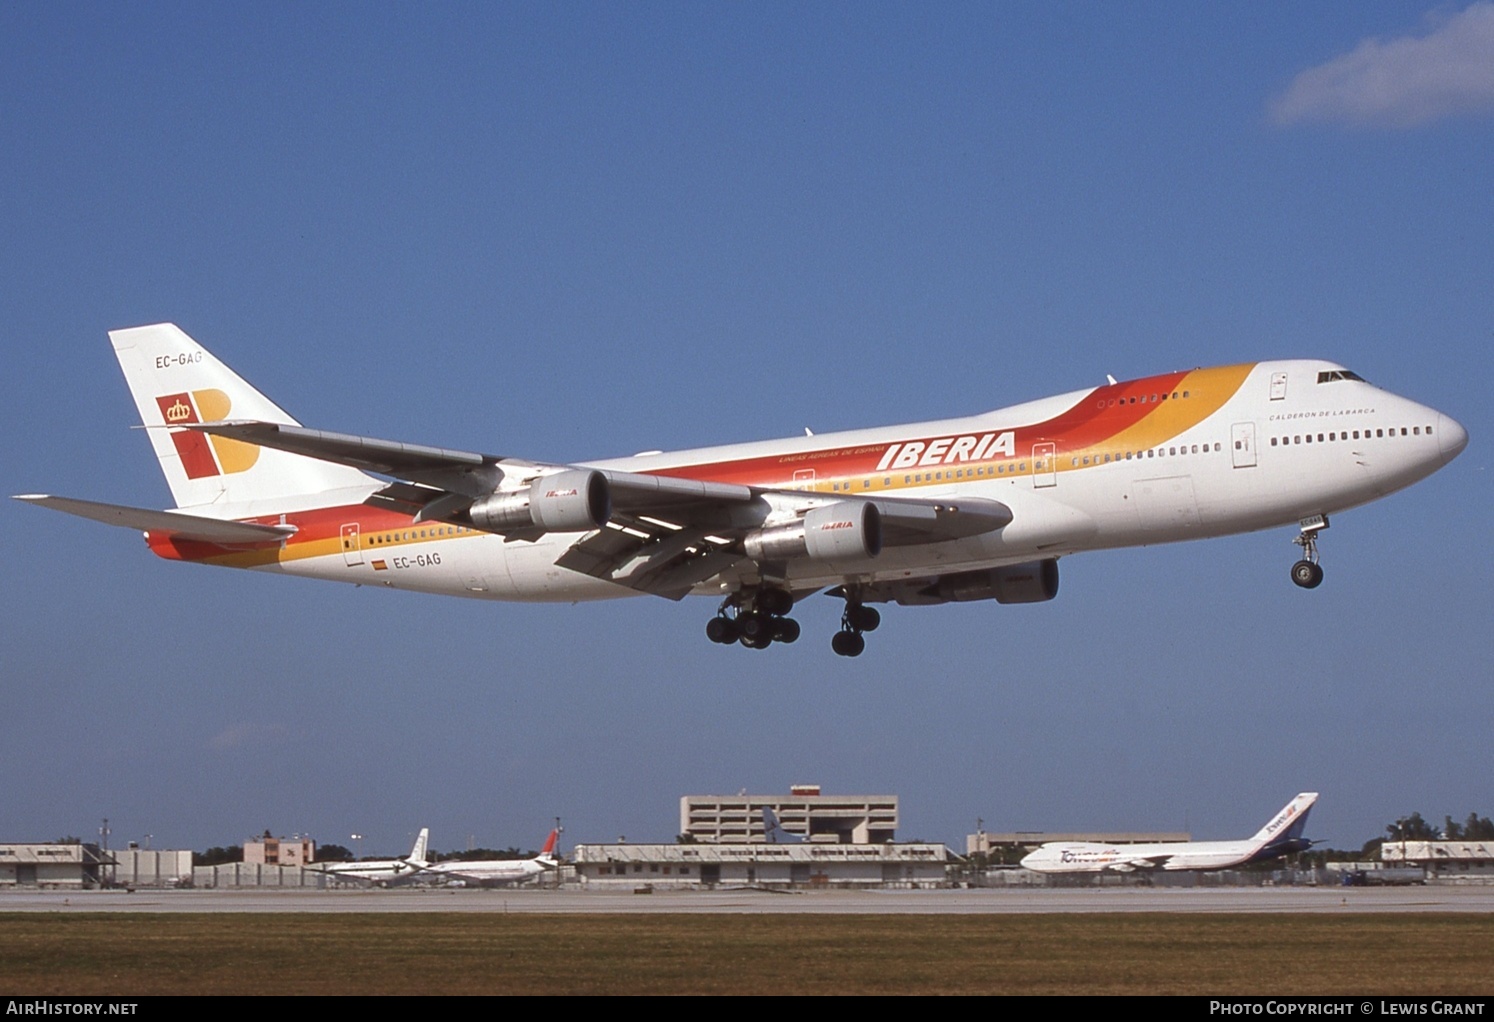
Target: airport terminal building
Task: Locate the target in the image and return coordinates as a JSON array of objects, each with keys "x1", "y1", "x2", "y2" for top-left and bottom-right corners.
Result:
[
  {"x1": 573, "y1": 840, "x2": 950, "y2": 889},
  {"x1": 1381, "y1": 840, "x2": 1494, "y2": 882},
  {"x1": 0, "y1": 843, "x2": 112, "y2": 889},
  {"x1": 573, "y1": 787, "x2": 946, "y2": 889},
  {"x1": 680, "y1": 786, "x2": 897, "y2": 844}
]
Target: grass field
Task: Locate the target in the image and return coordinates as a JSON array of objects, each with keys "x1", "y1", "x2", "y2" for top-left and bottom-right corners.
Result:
[{"x1": 3, "y1": 913, "x2": 1493, "y2": 995}]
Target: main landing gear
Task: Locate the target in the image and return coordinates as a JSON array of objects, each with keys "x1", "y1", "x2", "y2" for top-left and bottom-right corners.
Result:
[
  {"x1": 1290, "y1": 514, "x2": 1328, "y2": 590},
  {"x1": 706, "y1": 588, "x2": 800, "y2": 650},
  {"x1": 831, "y1": 597, "x2": 880, "y2": 658}
]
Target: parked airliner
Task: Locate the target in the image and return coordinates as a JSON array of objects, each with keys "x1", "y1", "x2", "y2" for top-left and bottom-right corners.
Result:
[
  {"x1": 307, "y1": 828, "x2": 429, "y2": 885},
  {"x1": 16, "y1": 324, "x2": 1466, "y2": 655},
  {"x1": 414, "y1": 829, "x2": 560, "y2": 886},
  {"x1": 1019, "y1": 793, "x2": 1318, "y2": 873}
]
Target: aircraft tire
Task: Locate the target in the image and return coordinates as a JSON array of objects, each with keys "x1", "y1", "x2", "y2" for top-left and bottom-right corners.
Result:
[
  {"x1": 772, "y1": 617, "x2": 801, "y2": 644},
  {"x1": 759, "y1": 588, "x2": 794, "y2": 616},
  {"x1": 706, "y1": 617, "x2": 738, "y2": 644},
  {"x1": 1290, "y1": 560, "x2": 1323, "y2": 589},
  {"x1": 831, "y1": 630, "x2": 865, "y2": 657},
  {"x1": 738, "y1": 611, "x2": 772, "y2": 642},
  {"x1": 847, "y1": 605, "x2": 880, "y2": 632}
]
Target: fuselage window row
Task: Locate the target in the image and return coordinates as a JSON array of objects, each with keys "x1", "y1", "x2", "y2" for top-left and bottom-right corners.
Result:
[{"x1": 1269, "y1": 424, "x2": 1431, "y2": 446}]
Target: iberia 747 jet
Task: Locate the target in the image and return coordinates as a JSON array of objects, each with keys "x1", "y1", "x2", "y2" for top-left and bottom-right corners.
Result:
[{"x1": 16, "y1": 324, "x2": 1467, "y2": 656}]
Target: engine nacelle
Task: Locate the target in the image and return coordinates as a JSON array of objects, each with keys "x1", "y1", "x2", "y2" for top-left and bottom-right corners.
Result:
[
  {"x1": 468, "y1": 469, "x2": 611, "y2": 533},
  {"x1": 924, "y1": 558, "x2": 1059, "y2": 605},
  {"x1": 744, "y1": 502, "x2": 882, "y2": 562}
]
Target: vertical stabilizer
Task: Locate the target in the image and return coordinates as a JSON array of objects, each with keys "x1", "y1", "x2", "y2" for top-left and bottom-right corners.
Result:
[
  {"x1": 539, "y1": 829, "x2": 559, "y2": 857},
  {"x1": 762, "y1": 806, "x2": 805, "y2": 843},
  {"x1": 1248, "y1": 793, "x2": 1318, "y2": 852},
  {"x1": 109, "y1": 323, "x2": 373, "y2": 509},
  {"x1": 407, "y1": 827, "x2": 430, "y2": 866}
]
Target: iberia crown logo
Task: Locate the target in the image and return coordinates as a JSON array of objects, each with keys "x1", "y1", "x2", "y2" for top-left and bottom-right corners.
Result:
[{"x1": 154, "y1": 390, "x2": 259, "y2": 479}]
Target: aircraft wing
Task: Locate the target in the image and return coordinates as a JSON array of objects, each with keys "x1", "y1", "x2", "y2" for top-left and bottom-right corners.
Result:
[
  {"x1": 181, "y1": 420, "x2": 1012, "y2": 597},
  {"x1": 13, "y1": 494, "x2": 296, "y2": 546},
  {"x1": 1111, "y1": 854, "x2": 1174, "y2": 872}
]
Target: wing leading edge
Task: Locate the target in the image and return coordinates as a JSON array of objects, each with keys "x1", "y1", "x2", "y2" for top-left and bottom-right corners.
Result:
[{"x1": 178, "y1": 419, "x2": 1012, "y2": 596}]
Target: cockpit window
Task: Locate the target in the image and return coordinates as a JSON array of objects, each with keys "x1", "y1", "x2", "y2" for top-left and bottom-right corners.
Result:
[{"x1": 1316, "y1": 370, "x2": 1366, "y2": 384}]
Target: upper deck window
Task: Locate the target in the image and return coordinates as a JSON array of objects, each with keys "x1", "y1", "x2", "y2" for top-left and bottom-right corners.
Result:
[{"x1": 1316, "y1": 370, "x2": 1366, "y2": 384}]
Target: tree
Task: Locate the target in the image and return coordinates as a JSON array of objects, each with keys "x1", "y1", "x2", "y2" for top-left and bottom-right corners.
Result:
[
  {"x1": 194, "y1": 845, "x2": 243, "y2": 866},
  {"x1": 1462, "y1": 813, "x2": 1494, "y2": 840},
  {"x1": 1386, "y1": 813, "x2": 1438, "y2": 842},
  {"x1": 316, "y1": 844, "x2": 353, "y2": 862}
]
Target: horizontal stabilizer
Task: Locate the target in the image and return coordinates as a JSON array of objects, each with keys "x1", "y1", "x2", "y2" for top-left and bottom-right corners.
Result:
[{"x1": 13, "y1": 494, "x2": 296, "y2": 545}]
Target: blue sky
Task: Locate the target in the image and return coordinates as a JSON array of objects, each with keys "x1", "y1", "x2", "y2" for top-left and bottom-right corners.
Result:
[{"x1": 2, "y1": 3, "x2": 1490, "y2": 857}]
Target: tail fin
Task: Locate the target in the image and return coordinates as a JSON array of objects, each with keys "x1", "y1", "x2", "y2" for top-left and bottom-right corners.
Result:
[
  {"x1": 539, "y1": 829, "x2": 559, "y2": 856},
  {"x1": 1249, "y1": 793, "x2": 1318, "y2": 854},
  {"x1": 109, "y1": 323, "x2": 372, "y2": 510},
  {"x1": 762, "y1": 806, "x2": 805, "y2": 843},
  {"x1": 406, "y1": 827, "x2": 430, "y2": 866}
]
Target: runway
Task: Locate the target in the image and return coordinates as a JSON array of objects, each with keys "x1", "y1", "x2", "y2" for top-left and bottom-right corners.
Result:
[{"x1": 4, "y1": 886, "x2": 1492, "y2": 914}]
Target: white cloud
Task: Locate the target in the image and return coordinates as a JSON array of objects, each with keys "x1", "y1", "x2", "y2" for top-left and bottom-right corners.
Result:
[{"x1": 1271, "y1": 3, "x2": 1494, "y2": 127}]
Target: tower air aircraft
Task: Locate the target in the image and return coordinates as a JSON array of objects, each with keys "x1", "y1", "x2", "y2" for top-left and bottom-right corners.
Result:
[
  {"x1": 16, "y1": 324, "x2": 1467, "y2": 656},
  {"x1": 1019, "y1": 793, "x2": 1319, "y2": 874}
]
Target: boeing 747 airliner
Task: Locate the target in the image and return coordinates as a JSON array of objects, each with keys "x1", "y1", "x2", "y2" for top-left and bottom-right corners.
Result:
[
  {"x1": 16, "y1": 324, "x2": 1467, "y2": 656},
  {"x1": 1020, "y1": 793, "x2": 1318, "y2": 874}
]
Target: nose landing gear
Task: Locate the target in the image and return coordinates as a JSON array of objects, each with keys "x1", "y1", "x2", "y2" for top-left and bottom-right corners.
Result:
[{"x1": 1290, "y1": 514, "x2": 1328, "y2": 589}]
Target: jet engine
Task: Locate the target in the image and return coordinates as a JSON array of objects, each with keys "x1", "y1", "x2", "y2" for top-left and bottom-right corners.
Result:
[
  {"x1": 744, "y1": 502, "x2": 882, "y2": 562},
  {"x1": 467, "y1": 469, "x2": 611, "y2": 533}
]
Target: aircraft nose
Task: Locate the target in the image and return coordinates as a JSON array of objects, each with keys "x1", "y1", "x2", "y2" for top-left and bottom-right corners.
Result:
[{"x1": 1438, "y1": 413, "x2": 1469, "y2": 464}]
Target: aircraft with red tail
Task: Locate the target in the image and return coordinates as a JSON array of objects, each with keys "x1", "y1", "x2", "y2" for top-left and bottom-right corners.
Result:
[{"x1": 16, "y1": 324, "x2": 1467, "y2": 656}]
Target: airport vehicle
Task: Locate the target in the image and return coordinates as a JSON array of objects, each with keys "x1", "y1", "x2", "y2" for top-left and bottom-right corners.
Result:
[
  {"x1": 414, "y1": 829, "x2": 560, "y2": 886},
  {"x1": 308, "y1": 828, "x2": 430, "y2": 885},
  {"x1": 16, "y1": 324, "x2": 1467, "y2": 656},
  {"x1": 1019, "y1": 793, "x2": 1319, "y2": 873}
]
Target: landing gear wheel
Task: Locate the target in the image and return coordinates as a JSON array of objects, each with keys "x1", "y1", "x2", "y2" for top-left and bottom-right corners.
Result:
[
  {"x1": 736, "y1": 612, "x2": 773, "y2": 644},
  {"x1": 706, "y1": 616, "x2": 739, "y2": 644},
  {"x1": 706, "y1": 589, "x2": 803, "y2": 651},
  {"x1": 758, "y1": 588, "x2": 794, "y2": 617},
  {"x1": 846, "y1": 605, "x2": 880, "y2": 632},
  {"x1": 831, "y1": 630, "x2": 865, "y2": 657},
  {"x1": 1290, "y1": 559, "x2": 1323, "y2": 589}
]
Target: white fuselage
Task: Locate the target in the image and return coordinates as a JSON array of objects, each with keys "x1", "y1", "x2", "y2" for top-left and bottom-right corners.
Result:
[
  {"x1": 1021, "y1": 838, "x2": 1263, "y2": 874},
  {"x1": 214, "y1": 359, "x2": 1463, "y2": 602}
]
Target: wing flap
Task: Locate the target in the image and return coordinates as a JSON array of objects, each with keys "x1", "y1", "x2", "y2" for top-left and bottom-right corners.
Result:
[
  {"x1": 14, "y1": 494, "x2": 295, "y2": 545},
  {"x1": 556, "y1": 519, "x2": 744, "y2": 599}
]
